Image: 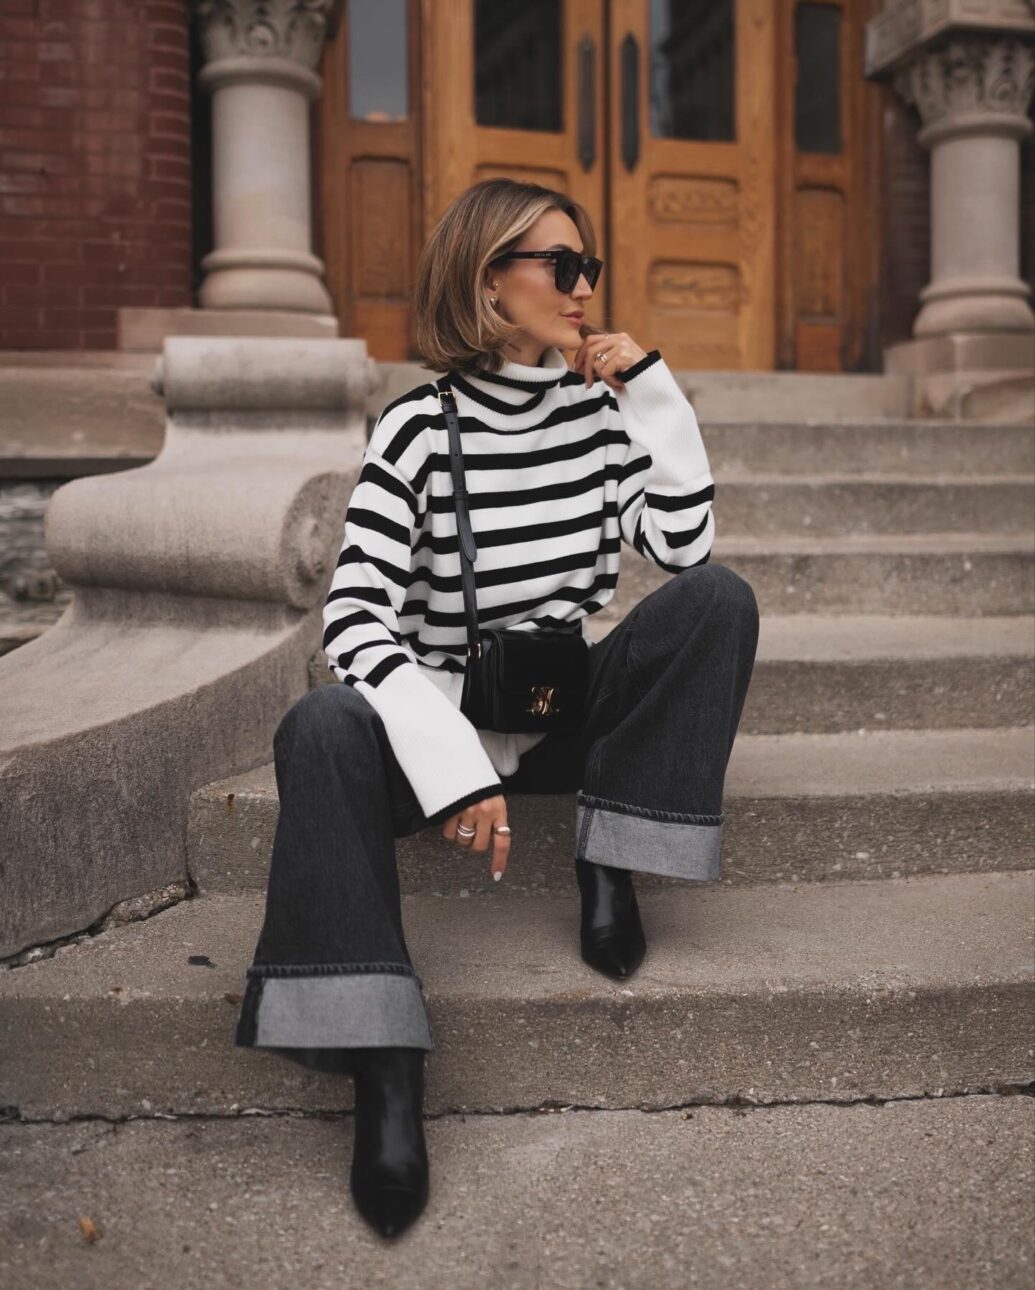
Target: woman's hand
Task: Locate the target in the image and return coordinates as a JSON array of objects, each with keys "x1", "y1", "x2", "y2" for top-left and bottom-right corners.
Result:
[
  {"x1": 442, "y1": 794, "x2": 511, "y2": 881},
  {"x1": 572, "y1": 332, "x2": 648, "y2": 392}
]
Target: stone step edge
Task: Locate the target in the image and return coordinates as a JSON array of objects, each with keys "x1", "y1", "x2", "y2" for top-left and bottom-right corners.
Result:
[
  {"x1": 713, "y1": 472, "x2": 1035, "y2": 484},
  {"x1": 194, "y1": 726, "x2": 1035, "y2": 808},
  {"x1": 596, "y1": 614, "x2": 1035, "y2": 659},
  {"x1": 711, "y1": 533, "x2": 1033, "y2": 553},
  {"x1": 1, "y1": 871, "x2": 1031, "y2": 1117}
]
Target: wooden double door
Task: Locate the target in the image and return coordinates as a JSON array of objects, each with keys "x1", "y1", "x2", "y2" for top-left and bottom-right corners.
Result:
[{"x1": 321, "y1": 0, "x2": 878, "y2": 371}]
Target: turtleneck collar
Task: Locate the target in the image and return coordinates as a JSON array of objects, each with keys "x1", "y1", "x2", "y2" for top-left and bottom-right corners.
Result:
[{"x1": 450, "y1": 345, "x2": 573, "y2": 416}]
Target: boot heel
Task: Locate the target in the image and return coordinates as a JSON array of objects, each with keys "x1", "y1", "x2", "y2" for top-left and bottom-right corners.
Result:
[{"x1": 349, "y1": 1045, "x2": 430, "y2": 1238}]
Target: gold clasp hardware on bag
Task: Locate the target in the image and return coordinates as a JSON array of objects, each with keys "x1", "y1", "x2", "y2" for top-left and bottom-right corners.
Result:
[{"x1": 527, "y1": 684, "x2": 560, "y2": 717}]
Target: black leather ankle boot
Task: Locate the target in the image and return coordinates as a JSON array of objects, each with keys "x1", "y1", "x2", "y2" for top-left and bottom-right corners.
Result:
[
  {"x1": 574, "y1": 856, "x2": 647, "y2": 979},
  {"x1": 349, "y1": 1045, "x2": 429, "y2": 1238}
]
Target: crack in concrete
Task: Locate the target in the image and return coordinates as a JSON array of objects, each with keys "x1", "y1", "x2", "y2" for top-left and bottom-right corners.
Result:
[
  {"x1": 0, "y1": 880, "x2": 196, "y2": 971},
  {"x1": 3, "y1": 1082, "x2": 1032, "y2": 1128}
]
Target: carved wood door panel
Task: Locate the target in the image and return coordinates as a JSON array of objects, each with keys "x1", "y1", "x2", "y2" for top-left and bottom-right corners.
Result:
[
  {"x1": 420, "y1": 0, "x2": 610, "y2": 338},
  {"x1": 776, "y1": 0, "x2": 880, "y2": 371},
  {"x1": 607, "y1": 0, "x2": 777, "y2": 369},
  {"x1": 323, "y1": 1, "x2": 877, "y2": 370}
]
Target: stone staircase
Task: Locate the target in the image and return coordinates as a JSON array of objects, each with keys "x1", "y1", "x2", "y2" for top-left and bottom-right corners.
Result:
[
  {"x1": 2, "y1": 398, "x2": 1033, "y2": 1282},
  {"x1": 4, "y1": 407, "x2": 1032, "y2": 1110}
]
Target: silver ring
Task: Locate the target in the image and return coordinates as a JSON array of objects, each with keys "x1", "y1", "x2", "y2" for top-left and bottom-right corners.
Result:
[
  {"x1": 494, "y1": 825, "x2": 512, "y2": 834},
  {"x1": 456, "y1": 824, "x2": 475, "y2": 837}
]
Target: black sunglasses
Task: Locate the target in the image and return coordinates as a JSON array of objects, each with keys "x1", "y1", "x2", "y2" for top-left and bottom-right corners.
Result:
[{"x1": 490, "y1": 249, "x2": 603, "y2": 294}]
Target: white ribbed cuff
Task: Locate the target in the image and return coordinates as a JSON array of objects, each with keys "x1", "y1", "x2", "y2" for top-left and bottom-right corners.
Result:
[
  {"x1": 617, "y1": 355, "x2": 711, "y2": 491},
  {"x1": 357, "y1": 662, "x2": 503, "y2": 820}
]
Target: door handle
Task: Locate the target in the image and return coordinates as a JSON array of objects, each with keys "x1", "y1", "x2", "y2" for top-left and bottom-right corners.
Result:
[
  {"x1": 577, "y1": 34, "x2": 596, "y2": 172},
  {"x1": 620, "y1": 32, "x2": 639, "y2": 172}
]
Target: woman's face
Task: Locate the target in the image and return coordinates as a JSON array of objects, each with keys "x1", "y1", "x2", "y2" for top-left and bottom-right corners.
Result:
[{"x1": 484, "y1": 208, "x2": 596, "y2": 366}]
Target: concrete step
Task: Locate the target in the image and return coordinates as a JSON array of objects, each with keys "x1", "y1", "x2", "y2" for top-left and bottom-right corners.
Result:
[
  {"x1": 690, "y1": 534, "x2": 1033, "y2": 615},
  {"x1": 1, "y1": 870, "x2": 1031, "y2": 1118},
  {"x1": 310, "y1": 613, "x2": 1035, "y2": 734},
  {"x1": 373, "y1": 362, "x2": 916, "y2": 423},
  {"x1": 689, "y1": 420, "x2": 1035, "y2": 476},
  {"x1": 596, "y1": 611, "x2": 1034, "y2": 733},
  {"x1": 187, "y1": 725, "x2": 1034, "y2": 897},
  {"x1": 0, "y1": 353, "x2": 163, "y2": 478},
  {"x1": 713, "y1": 473, "x2": 1034, "y2": 537},
  {"x1": 309, "y1": 614, "x2": 1035, "y2": 734},
  {"x1": 4, "y1": 1099, "x2": 1032, "y2": 1290}
]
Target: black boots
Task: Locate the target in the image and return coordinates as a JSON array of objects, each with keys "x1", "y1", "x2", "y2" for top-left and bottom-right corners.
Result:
[
  {"x1": 348, "y1": 1045, "x2": 430, "y2": 1238},
  {"x1": 575, "y1": 856, "x2": 647, "y2": 978}
]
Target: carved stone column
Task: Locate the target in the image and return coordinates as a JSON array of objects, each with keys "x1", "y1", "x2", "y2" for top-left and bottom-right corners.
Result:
[
  {"x1": 900, "y1": 37, "x2": 1034, "y2": 337},
  {"x1": 194, "y1": 0, "x2": 340, "y2": 318},
  {"x1": 866, "y1": 2, "x2": 1035, "y2": 417}
]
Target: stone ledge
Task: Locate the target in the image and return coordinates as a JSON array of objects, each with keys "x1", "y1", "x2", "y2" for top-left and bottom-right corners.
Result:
[
  {"x1": 0, "y1": 870, "x2": 1031, "y2": 1117},
  {"x1": 187, "y1": 724, "x2": 1035, "y2": 896}
]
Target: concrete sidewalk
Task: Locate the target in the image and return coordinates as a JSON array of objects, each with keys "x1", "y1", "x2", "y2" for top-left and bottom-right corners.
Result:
[{"x1": 2, "y1": 1095, "x2": 1031, "y2": 1290}]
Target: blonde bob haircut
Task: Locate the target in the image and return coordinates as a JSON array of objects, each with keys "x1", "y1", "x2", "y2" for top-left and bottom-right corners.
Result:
[{"x1": 413, "y1": 178, "x2": 604, "y2": 377}]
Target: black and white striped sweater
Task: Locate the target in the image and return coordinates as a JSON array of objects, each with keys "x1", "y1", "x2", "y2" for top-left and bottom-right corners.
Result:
[{"x1": 321, "y1": 344, "x2": 715, "y2": 825}]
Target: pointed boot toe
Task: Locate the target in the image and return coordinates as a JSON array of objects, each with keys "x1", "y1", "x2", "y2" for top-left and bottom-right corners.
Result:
[
  {"x1": 350, "y1": 1179, "x2": 428, "y2": 1239},
  {"x1": 581, "y1": 921, "x2": 647, "y2": 979},
  {"x1": 348, "y1": 1046, "x2": 430, "y2": 1238}
]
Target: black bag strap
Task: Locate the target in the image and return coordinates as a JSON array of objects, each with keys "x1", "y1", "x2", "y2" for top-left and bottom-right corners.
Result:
[{"x1": 435, "y1": 376, "x2": 482, "y2": 660}]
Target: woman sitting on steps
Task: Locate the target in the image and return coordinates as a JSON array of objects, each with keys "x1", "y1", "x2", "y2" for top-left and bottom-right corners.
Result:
[{"x1": 234, "y1": 177, "x2": 760, "y2": 1238}]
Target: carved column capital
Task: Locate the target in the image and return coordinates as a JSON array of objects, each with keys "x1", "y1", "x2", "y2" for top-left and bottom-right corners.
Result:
[
  {"x1": 194, "y1": 0, "x2": 338, "y2": 70},
  {"x1": 893, "y1": 35, "x2": 1035, "y2": 140}
]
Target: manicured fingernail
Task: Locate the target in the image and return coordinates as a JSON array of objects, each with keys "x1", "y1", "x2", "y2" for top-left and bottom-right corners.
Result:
[{"x1": 493, "y1": 870, "x2": 502, "y2": 881}]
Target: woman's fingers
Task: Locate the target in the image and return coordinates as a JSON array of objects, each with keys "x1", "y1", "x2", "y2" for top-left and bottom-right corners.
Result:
[
  {"x1": 575, "y1": 333, "x2": 635, "y2": 390},
  {"x1": 443, "y1": 796, "x2": 510, "y2": 880},
  {"x1": 586, "y1": 336, "x2": 610, "y2": 388},
  {"x1": 490, "y1": 822, "x2": 510, "y2": 881}
]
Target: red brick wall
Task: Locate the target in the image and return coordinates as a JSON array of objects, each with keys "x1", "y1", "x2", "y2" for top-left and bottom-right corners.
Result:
[{"x1": 0, "y1": 0, "x2": 192, "y2": 350}]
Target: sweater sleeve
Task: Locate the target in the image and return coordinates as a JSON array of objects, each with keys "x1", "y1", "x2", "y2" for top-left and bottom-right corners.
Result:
[
  {"x1": 322, "y1": 438, "x2": 504, "y2": 825},
  {"x1": 611, "y1": 348, "x2": 716, "y2": 572}
]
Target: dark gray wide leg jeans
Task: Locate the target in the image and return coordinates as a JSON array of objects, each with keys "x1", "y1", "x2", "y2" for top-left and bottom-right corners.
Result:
[{"x1": 235, "y1": 562, "x2": 759, "y2": 1072}]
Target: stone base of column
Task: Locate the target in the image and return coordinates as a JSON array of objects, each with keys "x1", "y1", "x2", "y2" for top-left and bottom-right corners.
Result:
[
  {"x1": 117, "y1": 307, "x2": 339, "y2": 353},
  {"x1": 886, "y1": 332, "x2": 1035, "y2": 421}
]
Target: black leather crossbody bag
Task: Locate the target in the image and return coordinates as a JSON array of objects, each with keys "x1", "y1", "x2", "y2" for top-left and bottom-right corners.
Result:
[{"x1": 436, "y1": 376, "x2": 589, "y2": 733}]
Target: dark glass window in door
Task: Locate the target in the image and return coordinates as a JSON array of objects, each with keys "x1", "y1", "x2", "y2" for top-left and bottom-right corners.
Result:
[
  {"x1": 474, "y1": 0, "x2": 563, "y2": 132},
  {"x1": 794, "y1": 3, "x2": 842, "y2": 153},
  {"x1": 649, "y1": 0, "x2": 735, "y2": 142},
  {"x1": 349, "y1": 0, "x2": 409, "y2": 122}
]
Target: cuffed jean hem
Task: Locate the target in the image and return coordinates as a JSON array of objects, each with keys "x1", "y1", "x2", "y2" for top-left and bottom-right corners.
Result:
[
  {"x1": 235, "y1": 963, "x2": 435, "y2": 1052},
  {"x1": 575, "y1": 791, "x2": 723, "y2": 882}
]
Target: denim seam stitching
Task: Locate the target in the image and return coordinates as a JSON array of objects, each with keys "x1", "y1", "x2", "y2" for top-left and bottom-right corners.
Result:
[
  {"x1": 246, "y1": 962, "x2": 420, "y2": 980},
  {"x1": 576, "y1": 797, "x2": 594, "y2": 858},
  {"x1": 575, "y1": 791, "x2": 724, "y2": 826}
]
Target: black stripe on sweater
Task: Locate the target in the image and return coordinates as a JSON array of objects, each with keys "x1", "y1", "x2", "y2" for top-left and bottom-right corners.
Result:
[
  {"x1": 450, "y1": 374, "x2": 548, "y2": 416},
  {"x1": 323, "y1": 605, "x2": 402, "y2": 643},
  {"x1": 618, "y1": 348, "x2": 662, "y2": 381},
  {"x1": 376, "y1": 385, "x2": 618, "y2": 465},
  {"x1": 344, "y1": 505, "x2": 411, "y2": 548},
  {"x1": 361, "y1": 652, "x2": 411, "y2": 687},
  {"x1": 644, "y1": 483, "x2": 715, "y2": 511},
  {"x1": 359, "y1": 458, "x2": 420, "y2": 522},
  {"x1": 415, "y1": 501, "x2": 615, "y2": 555}
]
